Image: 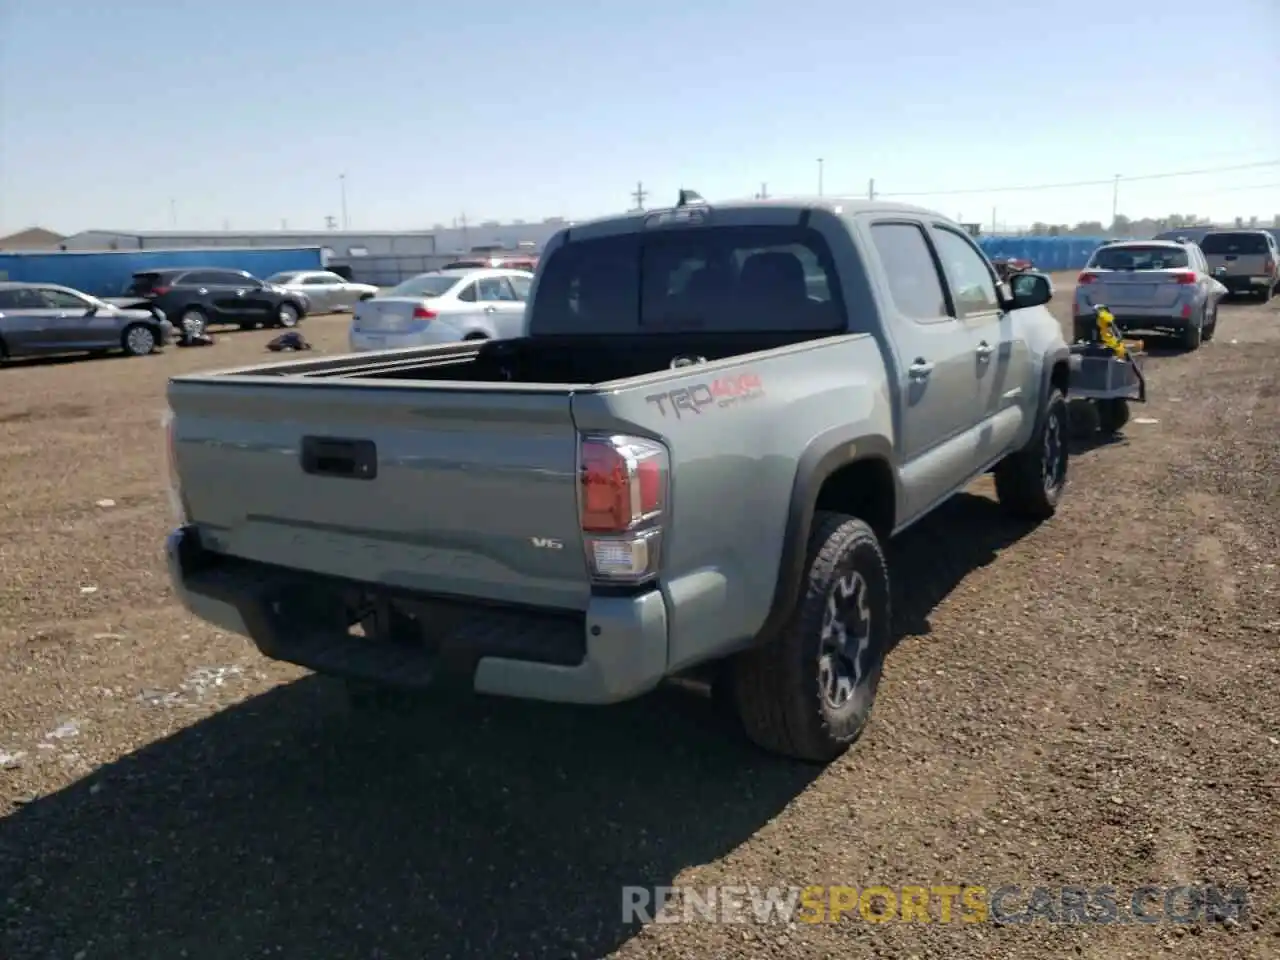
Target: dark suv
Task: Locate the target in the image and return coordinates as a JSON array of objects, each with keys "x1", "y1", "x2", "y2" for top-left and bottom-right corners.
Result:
[{"x1": 123, "y1": 268, "x2": 311, "y2": 333}]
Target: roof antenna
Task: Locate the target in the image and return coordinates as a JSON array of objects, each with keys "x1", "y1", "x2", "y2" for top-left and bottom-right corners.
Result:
[{"x1": 676, "y1": 188, "x2": 706, "y2": 208}]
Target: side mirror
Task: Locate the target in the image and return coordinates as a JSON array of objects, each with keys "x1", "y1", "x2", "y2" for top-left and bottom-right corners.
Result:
[
  {"x1": 1006, "y1": 272, "x2": 1052, "y2": 309},
  {"x1": 84, "y1": 304, "x2": 99, "y2": 317}
]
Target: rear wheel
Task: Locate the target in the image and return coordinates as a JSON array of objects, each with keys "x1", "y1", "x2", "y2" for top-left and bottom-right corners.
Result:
[
  {"x1": 275, "y1": 303, "x2": 300, "y2": 328},
  {"x1": 729, "y1": 512, "x2": 891, "y2": 763},
  {"x1": 463, "y1": 332, "x2": 488, "y2": 341},
  {"x1": 1072, "y1": 318, "x2": 1093, "y2": 344},
  {"x1": 179, "y1": 308, "x2": 208, "y2": 339},
  {"x1": 1180, "y1": 312, "x2": 1203, "y2": 350},
  {"x1": 1202, "y1": 304, "x2": 1218, "y2": 342}
]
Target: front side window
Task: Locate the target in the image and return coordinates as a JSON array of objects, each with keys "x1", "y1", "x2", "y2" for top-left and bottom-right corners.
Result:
[
  {"x1": 39, "y1": 288, "x2": 91, "y2": 310},
  {"x1": 930, "y1": 227, "x2": 1000, "y2": 317}
]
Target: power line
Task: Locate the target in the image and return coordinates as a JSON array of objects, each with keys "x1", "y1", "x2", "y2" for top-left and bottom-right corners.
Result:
[
  {"x1": 1213, "y1": 181, "x2": 1280, "y2": 193},
  {"x1": 878, "y1": 160, "x2": 1280, "y2": 199}
]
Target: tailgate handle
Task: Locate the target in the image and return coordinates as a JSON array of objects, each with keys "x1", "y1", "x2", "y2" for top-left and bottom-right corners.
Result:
[{"x1": 300, "y1": 436, "x2": 377, "y2": 480}]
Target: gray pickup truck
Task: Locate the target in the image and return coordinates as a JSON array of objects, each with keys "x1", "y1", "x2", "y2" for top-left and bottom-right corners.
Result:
[{"x1": 164, "y1": 195, "x2": 1071, "y2": 763}]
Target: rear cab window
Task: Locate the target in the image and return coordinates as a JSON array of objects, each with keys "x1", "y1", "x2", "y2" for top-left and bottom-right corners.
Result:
[
  {"x1": 1089, "y1": 245, "x2": 1190, "y2": 270},
  {"x1": 1200, "y1": 233, "x2": 1269, "y2": 255},
  {"x1": 528, "y1": 224, "x2": 846, "y2": 334}
]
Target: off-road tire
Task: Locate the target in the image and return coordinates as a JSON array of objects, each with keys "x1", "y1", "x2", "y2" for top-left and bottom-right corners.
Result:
[
  {"x1": 1202, "y1": 304, "x2": 1218, "y2": 342},
  {"x1": 729, "y1": 512, "x2": 891, "y2": 764},
  {"x1": 994, "y1": 387, "x2": 1069, "y2": 520}
]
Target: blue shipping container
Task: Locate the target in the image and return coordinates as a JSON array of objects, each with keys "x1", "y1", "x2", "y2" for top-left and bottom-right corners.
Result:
[
  {"x1": 977, "y1": 235, "x2": 1109, "y2": 272},
  {"x1": 0, "y1": 247, "x2": 325, "y2": 297}
]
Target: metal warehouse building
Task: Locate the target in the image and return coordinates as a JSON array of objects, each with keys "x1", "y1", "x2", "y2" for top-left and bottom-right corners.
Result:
[{"x1": 56, "y1": 220, "x2": 575, "y2": 285}]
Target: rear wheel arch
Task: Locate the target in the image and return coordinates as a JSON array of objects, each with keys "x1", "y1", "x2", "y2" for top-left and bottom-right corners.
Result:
[{"x1": 755, "y1": 429, "x2": 898, "y2": 648}]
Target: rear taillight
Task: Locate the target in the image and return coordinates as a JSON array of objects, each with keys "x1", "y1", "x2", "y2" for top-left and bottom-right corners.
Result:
[
  {"x1": 151, "y1": 286, "x2": 171, "y2": 297},
  {"x1": 162, "y1": 409, "x2": 186, "y2": 523},
  {"x1": 1173, "y1": 272, "x2": 1196, "y2": 285},
  {"x1": 579, "y1": 435, "x2": 668, "y2": 583},
  {"x1": 1265, "y1": 258, "x2": 1275, "y2": 273},
  {"x1": 412, "y1": 305, "x2": 436, "y2": 320},
  {"x1": 1077, "y1": 272, "x2": 1098, "y2": 284}
]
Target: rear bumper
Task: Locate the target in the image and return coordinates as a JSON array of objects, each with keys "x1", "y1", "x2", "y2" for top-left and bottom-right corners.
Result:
[
  {"x1": 1218, "y1": 275, "x2": 1273, "y2": 293},
  {"x1": 348, "y1": 326, "x2": 459, "y2": 352},
  {"x1": 1073, "y1": 308, "x2": 1194, "y2": 330},
  {"x1": 166, "y1": 525, "x2": 669, "y2": 705}
]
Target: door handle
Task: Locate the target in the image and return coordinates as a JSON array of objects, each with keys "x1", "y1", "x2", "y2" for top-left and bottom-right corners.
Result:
[
  {"x1": 908, "y1": 359, "x2": 935, "y2": 379},
  {"x1": 483, "y1": 305, "x2": 497, "y2": 313},
  {"x1": 975, "y1": 341, "x2": 994, "y2": 359}
]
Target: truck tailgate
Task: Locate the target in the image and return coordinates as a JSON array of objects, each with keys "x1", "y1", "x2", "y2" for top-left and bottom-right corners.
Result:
[{"x1": 168, "y1": 379, "x2": 589, "y2": 611}]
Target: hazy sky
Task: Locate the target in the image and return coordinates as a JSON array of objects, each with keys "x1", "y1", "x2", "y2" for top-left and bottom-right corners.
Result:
[{"x1": 1, "y1": 0, "x2": 1277, "y2": 235}]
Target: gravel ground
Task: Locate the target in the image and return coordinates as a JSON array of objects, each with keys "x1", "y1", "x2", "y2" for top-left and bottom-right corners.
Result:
[{"x1": 1, "y1": 288, "x2": 1278, "y2": 960}]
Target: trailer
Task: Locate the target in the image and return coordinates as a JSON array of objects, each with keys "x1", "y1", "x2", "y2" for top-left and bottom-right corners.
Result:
[{"x1": 0, "y1": 246, "x2": 325, "y2": 298}]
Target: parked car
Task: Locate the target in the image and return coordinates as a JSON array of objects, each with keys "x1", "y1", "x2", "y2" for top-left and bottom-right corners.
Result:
[
  {"x1": 0, "y1": 281, "x2": 174, "y2": 360},
  {"x1": 119, "y1": 268, "x2": 310, "y2": 334},
  {"x1": 348, "y1": 268, "x2": 533, "y2": 352},
  {"x1": 163, "y1": 194, "x2": 1070, "y2": 763},
  {"x1": 1197, "y1": 230, "x2": 1279, "y2": 302},
  {"x1": 1073, "y1": 239, "x2": 1227, "y2": 349},
  {"x1": 265, "y1": 270, "x2": 379, "y2": 314},
  {"x1": 443, "y1": 255, "x2": 539, "y2": 272}
]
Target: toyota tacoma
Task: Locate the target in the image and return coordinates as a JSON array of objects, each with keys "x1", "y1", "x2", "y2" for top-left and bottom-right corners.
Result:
[{"x1": 163, "y1": 194, "x2": 1071, "y2": 762}]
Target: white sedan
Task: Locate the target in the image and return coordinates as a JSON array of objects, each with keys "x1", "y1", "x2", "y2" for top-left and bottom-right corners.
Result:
[
  {"x1": 266, "y1": 270, "x2": 379, "y2": 314},
  {"x1": 348, "y1": 268, "x2": 533, "y2": 353}
]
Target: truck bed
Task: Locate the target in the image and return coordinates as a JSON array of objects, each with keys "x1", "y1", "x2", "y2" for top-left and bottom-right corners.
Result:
[{"x1": 202, "y1": 331, "x2": 825, "y2": 387}]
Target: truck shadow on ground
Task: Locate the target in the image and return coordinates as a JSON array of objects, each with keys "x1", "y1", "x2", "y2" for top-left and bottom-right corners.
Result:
[{"x1": 0, "y1": 494, "x2": 1040, "y2": 960}]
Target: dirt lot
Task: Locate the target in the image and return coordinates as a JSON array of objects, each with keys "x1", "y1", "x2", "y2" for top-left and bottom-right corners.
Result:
[{"x1": 1, "y1": 285, "x2": 1278, "y2": 960}]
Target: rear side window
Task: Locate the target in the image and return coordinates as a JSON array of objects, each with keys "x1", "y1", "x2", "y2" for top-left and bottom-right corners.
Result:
[
  {"x1": 529, "y1": 225, "x2": 844, "y2": 334},
  {"x1": 1090, "y1": 245, "x2": 1190, "y2": 270},
  {"x1": 868, "y1": 223, "x2": 948, "y2": 321},
  {"x1": 1200, "y1": 233, "x2": 1269, "y2": 255}
]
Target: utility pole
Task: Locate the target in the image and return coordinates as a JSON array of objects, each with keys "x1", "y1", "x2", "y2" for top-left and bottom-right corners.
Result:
[
  {"x1": 755, "y1": 182, "x2": 769, "y2": 200},
  {"x1": 867, "y1": 178, "x2": 876, "y2": 201},
  {"x1": 817, "y1": 158, "x2": 824, "y2": 197},
  {"x1": 339, "y1": 173, "x2": 349, "y2": 230},
  {"x1": 324, "y1": 215, "x2": 337, "y2": 230},
  {"x1": 1111, "y1": 173, "x2": 1121, "y2": 226},
  {"x1": 631, "y1": 181, "x2": 648, "y2": 211}
]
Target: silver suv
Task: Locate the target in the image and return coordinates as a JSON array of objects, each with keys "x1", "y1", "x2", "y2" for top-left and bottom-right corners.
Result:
[{"x1": 1073, "y1": 239, "x2": 1226, "y2": 349}]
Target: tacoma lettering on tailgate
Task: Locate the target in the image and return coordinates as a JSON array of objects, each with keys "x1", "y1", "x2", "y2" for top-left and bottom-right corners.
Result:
[{"x1": 645, "y1": 373, "x2": 765, "y2": 419}]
